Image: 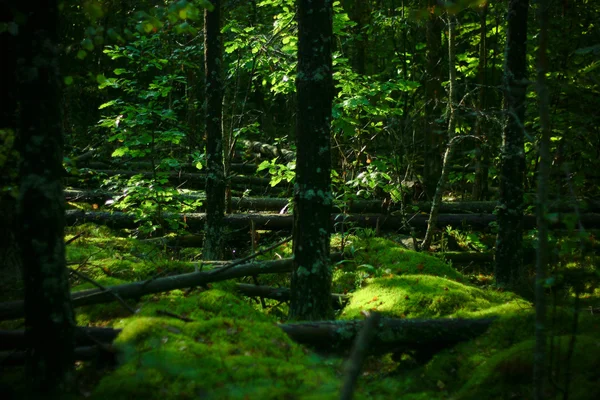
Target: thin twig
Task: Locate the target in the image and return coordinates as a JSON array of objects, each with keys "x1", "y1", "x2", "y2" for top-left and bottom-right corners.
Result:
[
  {"x1": 69, "y1": 268, "x2": 136, "y2": 315},
  {"x1": 208, "y1": 236, "x2": 292, "y2": 277}
]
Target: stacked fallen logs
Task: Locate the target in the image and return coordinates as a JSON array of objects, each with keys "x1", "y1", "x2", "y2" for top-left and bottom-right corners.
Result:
[{"x1": 63, "y1": 209, "x2": 600, "y2": 233}]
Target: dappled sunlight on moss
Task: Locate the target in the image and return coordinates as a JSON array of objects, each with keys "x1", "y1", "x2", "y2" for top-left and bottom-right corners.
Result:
[
  {"x1": 92, "y1": 316, "x2": 340, "y2": 399},
  {"x1": 340, "y1": 275, "x2": 520, "y2": 319},
  {"x1": 332, "y1": 236, "x2": 466, "y2": 295},
  {"x1": 72, "y1": 277, "x2": 133, "y2": 326},
  {"x1": 134, "y1": 288, "x2": 276, "y2": 323},
  {"x1": 455, "y1": 335, "x2": 600, "y2": 400}
]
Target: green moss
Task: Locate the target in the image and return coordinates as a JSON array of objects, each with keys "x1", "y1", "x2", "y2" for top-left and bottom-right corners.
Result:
[
  {"x1": 332, "y1": 237, "x2": 466, "y2": 294},
  {"x1": 456, "y1": 335, "x2": 600, "y2": 400},
  {"x1": 93, "y1": 316, "x2": 340, "y2": 399},
  {"x1": 135, "y1": 288, "x2": 276, "y2": 323},
  {"x1": 72, "y1": 277, "x2": 133, "y2": 326},
  {"x1": 340, "y1": 275, "x2": 522, "y2": 320}
]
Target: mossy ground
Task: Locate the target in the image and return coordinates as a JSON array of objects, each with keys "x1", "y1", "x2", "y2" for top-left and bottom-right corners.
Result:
[{"x1": 1, "y1": 231, "x2": 598, "y2": 399}]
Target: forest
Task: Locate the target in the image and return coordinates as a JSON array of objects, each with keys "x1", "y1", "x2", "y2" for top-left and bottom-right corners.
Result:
[{"x1": 0, "y1": 0, "x2": 599, "y2": 399}]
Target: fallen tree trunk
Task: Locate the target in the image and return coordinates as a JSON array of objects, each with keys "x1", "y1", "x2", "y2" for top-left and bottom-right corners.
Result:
[
  {"x1": 0, "y1": 258, "x2": 295, "y2": 321},
  {"x1": 68, "y1": 169, "x2": 271, "y2": 188},
  {"x1": 78, "y1": 161, "x2": 258, "y2": 175},
  {"x1": 0, "y1": 326, "x2": 120, "y2": 351},
  {"x1": 64, "y1": 210, "x2": 600, "y2": 232},
  {"x1": 235, "y1": 283, "x2": 348, "y2": 309},
  {"x1": 279, "y1": 317, "x2": 496, "y2": 356},
  {"x1": 243, "y1": 140, "x2": 295, "y2": 163},
  {"x1": 65, "y1": 190, "x2": 600, "y2": 216},
  {"x1": 0, "y1": 317, "x2": 495, "y2": 363}
]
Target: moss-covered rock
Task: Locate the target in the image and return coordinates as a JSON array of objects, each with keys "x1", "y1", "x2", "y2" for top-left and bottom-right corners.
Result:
[
  {"x1": 92, "y1": 315, "x2": 340, "y2": 399},
  {"x1": 456, "y1": 335, "x2": 600, "y2": 400},
  {"x1": 340, "y1": 274, "x2": 523, "y2": 320}
]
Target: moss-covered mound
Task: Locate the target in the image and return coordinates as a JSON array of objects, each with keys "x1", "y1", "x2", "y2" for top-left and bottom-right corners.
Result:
[
  {"x1": 92, "y1": 289, "x2": 341, "y2": 399},
  {"x1": 340, "y1": 274, "x2": 523, "y2": 320},
  {"x1": 333, "y1": 237, "x2": 465, "y2": 294},
  {"x1": 456, "y1": 335, "x2": 600, "y2": 400}
]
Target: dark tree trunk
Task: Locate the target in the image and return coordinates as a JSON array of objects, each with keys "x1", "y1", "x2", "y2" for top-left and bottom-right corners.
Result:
[
  {"x1": 472, "y1": 2, "x2": 489, "y2": 201},
  {"x1": 534, "y1": 0, "x2": 550, "y2": 396},
  {"x1": 423, "y1": 0, "x2": 444, "y2": 200},
  {"x1": 0, "y1": 1, "x2": 21, "y2": 295},
  {"x1": 495, "y1": 0, "x2": 529, "y2": 288},
  {"x1": 15, "y1": 0, "x2": 76, "y2": 394},
  {"x1": 203, "y1": 0, "x2": 226, "y2": 260},
  {"x1": 290, "y1": 0, "x2": 334, "y2": 321}
]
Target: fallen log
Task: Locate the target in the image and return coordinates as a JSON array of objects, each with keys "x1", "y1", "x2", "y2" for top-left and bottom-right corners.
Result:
[
  {"x1": 439, "y1": 248, "x2": 538, "y2": 264},
  {"x1": 0, "y1": 317, "x2": 495, "y2": 363},
  {"x1": 64, "y1": 210, "x2": 600, "y2": 232},
  {"x1": 64, "y1": 190, "x2": 600, "y2": 216},
  {"x1": 78, "y1": 161, "x2": 258, "y2": 175},
  {"x1": 0, "y1": 258, "x2": 295, "y2": 321},
  {"x1": 279, "y1": 317, "x2": 496, "y2": 356},
  {"x1": 243, "y1": 140, "x2": 295, "y2": 163},
  {"x1": 69, "y1": 169, "x2": 271, "y2": 188},
  {"x1": 235, "y1": 283, "x2": 348, "y2": 309},
  {"x1": 0, "y1": 326, "x2": 120, "y2": 351}
]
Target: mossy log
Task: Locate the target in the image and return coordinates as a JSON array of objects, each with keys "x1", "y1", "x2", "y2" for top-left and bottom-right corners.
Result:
[
  {"x1": 0, "y1": 255, "x2": 342, "y2": 321},
  {"x1": 280, "y1": 317, "x2": 496, "y2": 356},
  {"x1": 63, "y1": 210, "x2": 600, "y2": 232},
  {"x1": 0, "y1": 258, "x2": 295, "y2": 321},
  {"x1": 0, "y1": 317, "x2": 495, "y2": 363}
]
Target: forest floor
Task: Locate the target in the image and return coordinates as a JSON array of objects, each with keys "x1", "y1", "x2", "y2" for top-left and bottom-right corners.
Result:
[{"x1": 1, "y1": 223, "x2": 598, "y2": 399}]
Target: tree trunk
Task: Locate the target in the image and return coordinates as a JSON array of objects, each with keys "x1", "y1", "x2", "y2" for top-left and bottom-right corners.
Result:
[
  {"x1": 203, "y1": 1, "x2": 226, "y2": 260},
  {"x1": 421, "y1": 14, "x2": 458, "y2": 251},
  {"x1": 495, "y1": 0, "x2": 530, "y2": 288},
  {"x1": 423, "y1": 0, "x2": 444, "y2": 200},
  {"x1": 0, "y1": 2, "x2": 21, "y2": 296},
  {"x1": 471, "y1": 2, "x2": 489, "y2": 201},
  {"x1": 290, "y1": 0, "x2": 334, "y2": 321},
  {"x1": 16, "y1": 0, "x2": 76, "y2": 394},
  {"x1": 534, "y1": 0, "x2": 550, "y2": 397}
]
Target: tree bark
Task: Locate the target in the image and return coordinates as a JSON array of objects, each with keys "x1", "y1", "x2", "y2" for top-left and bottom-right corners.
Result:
[
  {"x1": 534, "y1": 0, "x2": 550, "y2": 397},
  {"x1": 203, "y1": 0, "x2": 226, "y2": 260},
  {"x1": 280, "y1": 317, "x2": 496, "y2": 356},
  {"x1": 1, "y1": 317, "x2": 496, "y2": 361},
  {"x1": 472, "y1": 2, "x2": 490, "y2": 201},
  {"x1": 423, "y1": 0, "x2": 444, "y2": 200},
  {"x1": 421, "y1": 13, "x2": 458, "y2": 251},
  {"x1": 495, "y1": 0, "x2": 530, "y2": 288},
  {"x1": 16, "y1": 0, "x2": 76, "y2": 394},
  {"x1": 290, "y1": 0, "x2": 334, "y2": 321}
]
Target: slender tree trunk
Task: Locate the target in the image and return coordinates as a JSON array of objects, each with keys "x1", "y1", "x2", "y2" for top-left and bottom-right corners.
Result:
[
  {"x1": 534, "y1": 0, "x2": 550, "y2": 397},
  {"x1": 421, "y1": 14, "x2": 457, "y2": 251},
  {"x1": 290, "y1": 0, "x2": 334, "y2": 321},
  {"x1": 472, "y1": 2, "x2": 489, "y2": 200},
  {"x1": 495, "y1": 0, "x2": 529, "y2": 288},
  {"x1": 16, "y1": 0, "x2": 76, "y2": 395},
  {"x1": 203, "y1": 0, "x2": 226, "y2": 260},
  {"x1": 423, "y1": 0, "x2": 444, "y2": 200},
  {"x1": 0, "y1": 1, "x2": 21, "y2": 293}
]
